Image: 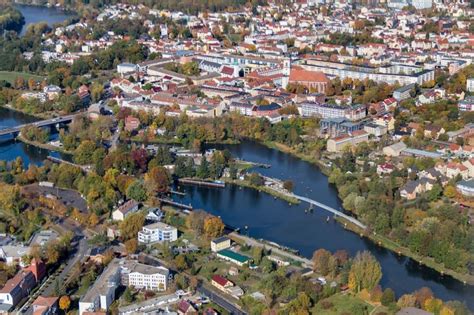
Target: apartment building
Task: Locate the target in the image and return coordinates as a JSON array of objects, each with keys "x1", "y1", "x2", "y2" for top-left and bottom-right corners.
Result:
[
  {"x1": 138, "y1": 222, "x2": 178, "y2": 244},
  {"x1": 121, "y1": 261, "x2": 170, "y2": 291},
  {"x1": 326, "y1": 130, "x2": 370, "y2": 153},
  {"x1": 301, "y1": 103, "x2": 366, "y2": 121}
]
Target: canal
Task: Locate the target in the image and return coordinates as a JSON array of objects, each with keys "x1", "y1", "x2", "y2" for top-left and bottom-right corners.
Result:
[{"x1": 0, "y1": 108, "x2": 472, "y2": 308}]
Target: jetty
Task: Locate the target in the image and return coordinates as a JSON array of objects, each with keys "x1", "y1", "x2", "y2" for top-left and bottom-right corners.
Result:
[
  {"x1": 234, "y1": 158, "x2": 271, "y2": 169},
  {"x1": 158, "y1": 198, "x2": 193, "y2": 210},
  {"x1": 177, "y1": 178, "x2": 225, "y2": 188},
  {"x1": 47, "y1": 156, "x2": 92, "y2": 173}
]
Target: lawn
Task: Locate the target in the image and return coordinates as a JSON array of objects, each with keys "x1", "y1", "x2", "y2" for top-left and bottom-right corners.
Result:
[
  {"x1": 0, "y1": 71, "x2": 44, "y2": 84},
  {"x1": 312, "y1": 293, "x2": 375, "y2": 315}
]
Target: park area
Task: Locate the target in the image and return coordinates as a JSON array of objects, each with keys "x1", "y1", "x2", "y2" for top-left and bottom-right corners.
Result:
[{"x1": 0, "y1": 71, "x2": 44, "y2": 84}]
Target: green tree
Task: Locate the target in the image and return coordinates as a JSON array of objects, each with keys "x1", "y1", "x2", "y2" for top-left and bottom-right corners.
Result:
[{"x1": 126, "y1": 180, "x2": 147, "y2": 202}]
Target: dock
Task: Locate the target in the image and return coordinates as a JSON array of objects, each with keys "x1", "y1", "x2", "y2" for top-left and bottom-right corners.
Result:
[
  {"x1": 177, "y1": 178, "x2": 225, "y2": 188},
  {"x1": 158, "y1": 198, "x2": 193, "y2": 210},
  {"x1": 170, "y1": 190, "x2": 186, "y2": 196}
]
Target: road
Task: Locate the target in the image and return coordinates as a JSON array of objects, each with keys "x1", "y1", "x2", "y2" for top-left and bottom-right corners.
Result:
[
  {"x1": 18, "y1": 219, "x2": 90, "y2": 314},
  {"x1": 0, "y1": 113, "x2": 79, "y2": 137},
  {"x1": 198, "y1": 284, "x2": 247, "y2": 315}
]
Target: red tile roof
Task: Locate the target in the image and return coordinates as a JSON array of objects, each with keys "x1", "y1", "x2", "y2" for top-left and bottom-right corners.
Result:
[{"x1": 289, "y1": 68, "x2": 329, "y2": 83}]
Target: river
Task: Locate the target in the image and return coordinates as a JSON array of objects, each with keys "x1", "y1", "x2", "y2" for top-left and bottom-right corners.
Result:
[
  {"x1": 14, "y1": 4, "x2": 74, "y2": 36},
  {"x1": 0, "y1": 111, "x2": 472, "y2": 307}
]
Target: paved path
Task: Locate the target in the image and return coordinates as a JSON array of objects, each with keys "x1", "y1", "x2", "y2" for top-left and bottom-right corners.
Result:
[{"x1": 290, "y1": 194, "x2": 367, "y2": 229}]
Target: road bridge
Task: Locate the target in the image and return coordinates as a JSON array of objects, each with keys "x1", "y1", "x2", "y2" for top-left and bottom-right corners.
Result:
[{"x1": 0, "y1": 113, "x2": 78, "y2": 137}]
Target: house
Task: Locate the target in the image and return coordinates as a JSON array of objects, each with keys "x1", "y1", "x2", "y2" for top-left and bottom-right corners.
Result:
[
  {"x1": 400, "y1": 178, "x2": 436, "y2": 200},
  {"x1": 112, "y1": 200, "x2": 139, "y2": 221},
  {"x1": 79, "y1": 259, "x2": 122, "y2": 315},
  {"x1": 462, "y1": 159, "x2": 474, "y2": 177},
  {"x1": 88, "y1": 247, "x2": 108, "y2": 264},
  {"x1": 289, "y1": 67, "x2": 329, "y2": 94},
  {"x1": 146, "y1": 208, "x2": 163, "y2": 222},
  {"x1": 31, "y1": 296, "x2": 59, "y2": 315},
  {"x1": 0, "y1": 270, "x2": 36, "y2": 310},
  {"x1": 383, "y1": 142, "x2": 407, "y2": 157},
  {"x1": 210, "y1": 236, "x2": 231, "y2": 252},
  {"x1": 124, "y1": 116, "x2": 140, "y2": 132},
  {"x1": 216, "y1": 249, "x2": 250, "y2": 266},
  {"x1": 138, "y1": 222, "x2": 178, "y2": 244},
  {"x1": 177, "y1": 299, "x2": 197, "y2": 315},
  {"x1": 445, "y1": 162, "x2": 469, "y2": 179},
  {"x1": 377, "y1": 163, "x2": 395, "y2": 175},
  {"x1": 458, "y1": 96, "x2": 474, "y2": 112},
  {"x1": 456, "y1": 179, "x2": 474, "y2": 197},
  {"x1": 211, "y1": 275, "x2": 233, "y2": 292},
  {"x1": 43, "y1": 85, "x2": 62, "y2": 100},
  {"x1": 0, "y1": 245, "x2": 31, "y2": 267}
]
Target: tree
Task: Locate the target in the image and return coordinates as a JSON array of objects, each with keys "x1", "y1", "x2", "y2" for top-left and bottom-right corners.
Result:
[
  {"x1": 196, "y1": 157, "x2": 209, "y2": 179},
  {"x1": 312, "y1": 249, "x2": 333, "y2": 276},
  {"x1": 247, "y1": 173, "x2": 264, "y2": 186},
  {"x1": 126, "y1": 180, "x2": 147, "y2": 202},
  {"x1": 283, "y1": 180, "x2": 294, "y2": 192},
  {"x1": 424, "y1": 298, "x2": 443, "y2": 314},
  {"x1": 119, "y1": 212, "x2": 146, "y2": 240},
  {"x1": 59, "y1": 296, "x2": 71, "y2": 312},
  {"x1": 381, "y1": 288, "x2": 395, "y2": 306},
  {"x1": 124, "y1": 238, "x2": 138, "y2": 254},
  {"x1": 203, "y1": 216, "x2": 224, "y2": 238},
  {"x1": 348, "y1": 251, "x2": 382, "y2": 293},
  {"x1": 252, "y1": 246, "x2": 264, "y2": 265},
  {"x1": 186, "y1": 210, "x2": 207, "y2": 236},
  {"x1": 175, "y1": 254, "x2": 189, "y2": 271},
  {"x1": 144, "y1": 167, "x2": 170, "y2": 196}
]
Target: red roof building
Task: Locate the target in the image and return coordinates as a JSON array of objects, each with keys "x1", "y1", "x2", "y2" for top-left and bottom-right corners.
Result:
[{"x1": 289, "y1": 67, "x2": 329, "y2": 94}]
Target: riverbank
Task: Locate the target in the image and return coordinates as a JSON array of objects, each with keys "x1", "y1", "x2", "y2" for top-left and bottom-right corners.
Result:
[
  {"x1": 259, "y1": 140, "x2": 474, "y2": 285},
  {"x1": 221, "y1": 178, "x2": 300, "y2": 204},
  {"x1": 339, "y1": 218, "x2": 474, "y2": 285},
  {"x1": 17, "y1": 134, "x2": 73, "y2": 155}
]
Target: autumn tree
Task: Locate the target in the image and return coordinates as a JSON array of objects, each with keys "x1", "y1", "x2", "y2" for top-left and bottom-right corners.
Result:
[
  {"x1": 203, "y1": 216, "x2": 225, "y2": 238},
  {"x1": 348, "y1": 251, "x2": 382, "y2": 293},
  {"x1": 119, "y1": 212, "x2": 146, "y2": 241},
  {"x1": 144, "y1": 166, "x2": 170, "y2": 196},
  {"x1": 59, "y1": 296, "x2": 71, "y2": 312},
  {"x1": 124, "y1": 238, "x2": 138, "y2": 254},
  {"x1": 312, "y1": 249, "x2": 333, "y2": 276}
]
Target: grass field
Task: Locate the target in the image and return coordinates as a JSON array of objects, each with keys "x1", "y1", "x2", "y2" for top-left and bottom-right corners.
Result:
[
  {"x1": 312, "y1": 293, "x2": 375, "y2": 315},
  {"x1": 0, "y1": 71, "x2": 44, "y2": 84}
]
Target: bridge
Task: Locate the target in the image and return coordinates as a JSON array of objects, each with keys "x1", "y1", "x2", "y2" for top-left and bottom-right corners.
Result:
[
  {"x1": 290, "y1": 193, "x2": 367, "y2": 229},
  {"x1": 0, "y1": 114, "x2": 79, "y2": 137},
  {"x1": 47, "y1": 156, "x2": 92, "y2": 173}
]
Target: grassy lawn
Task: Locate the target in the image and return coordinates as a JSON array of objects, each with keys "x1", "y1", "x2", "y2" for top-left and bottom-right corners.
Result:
[
  {"x1": 312, "y1": 293, "x2": 375, "y2": 315},
  {"x1": 0, "y1": 71, "x2": 44, "y2": 84}
]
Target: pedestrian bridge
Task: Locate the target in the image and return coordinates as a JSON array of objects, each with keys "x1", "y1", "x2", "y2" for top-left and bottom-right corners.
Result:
[{"x1": 290, "y1": 193, "x2": 367, "y2": 229}]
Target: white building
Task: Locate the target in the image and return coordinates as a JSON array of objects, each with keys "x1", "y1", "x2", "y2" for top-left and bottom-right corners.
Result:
[
  {"x1": 112, "y1": 200, "x2": 139, "y2": 221},
  {"x1": 467, "y1": 78, "x2": 474, "y2": 92},
  {"x1": 138, "y1": 222, "x2": 178, "y2": 244},
  {"x1": 121, "y1": 261, "x2": 169, "y2": 291},
  {"x1": 410, "y1": 0, "x2": 432, "y2": 9},
  {"x1": 78, "y1": 259, "x2": 121, "y2": 315}
]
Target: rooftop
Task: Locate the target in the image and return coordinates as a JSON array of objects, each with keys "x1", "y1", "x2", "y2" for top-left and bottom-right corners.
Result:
[{"x1": 217, "y1": 249, "x2": 250, "y2": 263}]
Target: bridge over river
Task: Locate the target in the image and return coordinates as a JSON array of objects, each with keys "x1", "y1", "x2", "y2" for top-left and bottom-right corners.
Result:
[
  {"x1": 0, "y1": 113, "x2": 78, "y2": 137},
  {"x1": 290, "y1": 193, "x2": 367, "y2": 229}
]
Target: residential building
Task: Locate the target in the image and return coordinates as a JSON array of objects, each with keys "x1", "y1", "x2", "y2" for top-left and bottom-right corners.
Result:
[
  {"x1": 301, "y1": 103, "x2": 366, "y2": 120},
  {"x1": 31, "y1": 296, "x2": 59, "y2": 315},
  {"x1": 211, "y1": 237, "x2": 231, "y2": 252},
  {"x1": 456, "y1": 179, "x2": 474, "y2": 197},
  {"x1": 0, "y1": 245, "x2": 31, "y2": 267},
  {"x1": 364, "y1": 123, "x2": 388, "y2": 137},
  {"x1": 467, "y1": 78, "x2": 474, "y2": 92},
  {"x1": 326, "y1": 130, "x2": 369, "y2": 153},
  {"x1": 177, "y1": 299, "x2": 197, "y2": 314},
  {"x1": 400, "y1": 178, "x2": 436, "y2": 200},
  {"x1": 211, "y1": 275, "x2": 233, "y2": 292},
  {"x1": 112, "y1": 200, "x2": 139, "y2": 221},
  {"x1": 393, "y1": 84, "x2": 415, "y2": 101},
  {"x1": 0, "y1": 270, "x2": 36, "y2": 311},
  {"x1": 138, "y1": 222, "x2": 178, "y2": 244},
  {"x1": 124, "y1": 116, "x2": 140, "y2": 132},
  {"x1": 320, "y1": 118, "x2": 362, "y2": 137},
  {"x1": 79, "y1": 259, "x2": 122, "y2": 315},
  {"x1": 121, "y1": 261, "x2": 169, "y2": 291},
  {"x1": 458, "y1": 97, "x2": 474, "y2": 112}
]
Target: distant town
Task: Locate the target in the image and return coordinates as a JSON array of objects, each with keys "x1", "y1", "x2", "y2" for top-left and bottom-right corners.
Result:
[{"x1": 0, "y1": 0, "x2": 473, "y2": 314}]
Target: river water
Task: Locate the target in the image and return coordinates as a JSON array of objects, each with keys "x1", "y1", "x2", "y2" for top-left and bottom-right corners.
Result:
[{"x1": 15, "y1": 4, "x2": 74, "y2": 36}]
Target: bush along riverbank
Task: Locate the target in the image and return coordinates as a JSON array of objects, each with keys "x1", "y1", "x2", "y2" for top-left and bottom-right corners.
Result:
[{"x1": 258, "y1": 140, "x2": 474, "y2": 286}]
